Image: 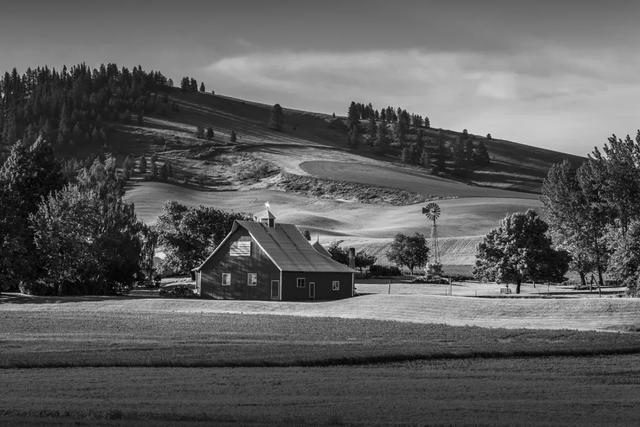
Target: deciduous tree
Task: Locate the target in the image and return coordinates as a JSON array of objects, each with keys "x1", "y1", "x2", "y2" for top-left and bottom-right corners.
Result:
[
  {"x1": 386, "y1": 233, "x2": 429, "y2": 275},
  {"x1": 30, "y1": 157, "x2": 143, "y2": 295},
  {"x1": 474, "y1": 210, "x2": 569, "y2": 293},
  {"x1": 268, "y1": 104, "x2": 284, "y2": 131},
  {"x1": 156, "y1": 201, "x2": 248, "y2": 274}
]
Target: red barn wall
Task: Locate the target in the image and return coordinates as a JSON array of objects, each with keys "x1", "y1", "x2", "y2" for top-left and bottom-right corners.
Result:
[{"x1": 281, "y1": 271, "x2": 353, "y2": 300}]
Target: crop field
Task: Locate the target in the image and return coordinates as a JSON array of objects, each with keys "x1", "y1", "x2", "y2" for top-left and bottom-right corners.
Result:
[
  {"x1": 2, "y1": 355, "x2": 640, "y2": 426},
  {"x1": 118, "y1": 90, "x2": 560, "y2": 269},
  {"x1": 1, "y1": 299, "x2": 640, "y2": 425},
  {"x1": 125, "y1": 180, "x2": 539, "y2": 267}
]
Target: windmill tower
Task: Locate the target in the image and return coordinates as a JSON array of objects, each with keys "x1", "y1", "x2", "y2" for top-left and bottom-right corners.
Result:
[{"x1": 422, "y1": 202, "x2": 442, "y2": 271}]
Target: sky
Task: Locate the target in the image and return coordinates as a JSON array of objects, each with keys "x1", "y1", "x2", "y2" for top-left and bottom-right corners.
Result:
[{"x1": 1, "y1": 0, "x2": 639, "y2": 156}]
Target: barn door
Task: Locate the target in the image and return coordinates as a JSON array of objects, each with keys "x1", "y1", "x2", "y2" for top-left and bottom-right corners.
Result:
[
  {"x1": 309, "y1": 282, "x2": 315, "y2": 300},
  {"x1": 270, "y1": 280, "x2": 280, "y2": 300}
]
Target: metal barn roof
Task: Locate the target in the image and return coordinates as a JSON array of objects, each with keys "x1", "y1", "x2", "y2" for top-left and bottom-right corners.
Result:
[
  {"x1": 312, "y1": 240, "x2": 332, "y2": 258},
  {"x1": 236, "y1": 220, "x2": 354, "y2": 273}
]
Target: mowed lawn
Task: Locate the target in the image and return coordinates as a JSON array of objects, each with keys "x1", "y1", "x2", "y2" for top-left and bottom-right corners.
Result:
[{"x1": 4, "y1": 292, "x2": 639, "y2": 334}]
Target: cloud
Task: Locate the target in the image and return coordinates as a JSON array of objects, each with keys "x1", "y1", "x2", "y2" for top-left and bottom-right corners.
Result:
[{"x1": 202, "y1": 48, "x2": 639, "y2": 155}]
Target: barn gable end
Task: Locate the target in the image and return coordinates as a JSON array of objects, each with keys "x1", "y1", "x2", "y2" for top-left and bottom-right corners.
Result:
[{"x1": 197, "y1": 226, "x2": 280, "y2": 300}]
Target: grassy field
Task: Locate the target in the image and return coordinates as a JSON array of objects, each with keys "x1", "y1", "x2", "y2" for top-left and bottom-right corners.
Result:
[
  {"x1": 1, "y1": 300, "x2": 640, "y2": 425},
  {"x1": 3, "y1": 292, "x2": 640, "y2": 335},
  {"x1": 4, "y1": 307, "x2": 640, "y2": 369}
]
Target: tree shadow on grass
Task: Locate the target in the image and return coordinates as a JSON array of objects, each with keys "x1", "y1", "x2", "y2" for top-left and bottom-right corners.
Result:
[{"x1": 0, "y1": 292, "x2": 157, "y2": 305}]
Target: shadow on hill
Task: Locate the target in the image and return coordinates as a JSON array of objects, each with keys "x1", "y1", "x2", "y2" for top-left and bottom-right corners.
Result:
[{"x1": 0, "y1": 292, "x2": 154, "y2": 305}]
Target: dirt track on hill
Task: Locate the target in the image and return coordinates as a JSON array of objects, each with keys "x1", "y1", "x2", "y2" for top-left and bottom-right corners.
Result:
[{"x1": 301, "y1": 160, "x2": 540, "y2": 199}]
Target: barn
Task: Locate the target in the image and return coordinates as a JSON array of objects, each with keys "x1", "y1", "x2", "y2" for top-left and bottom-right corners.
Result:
[{"x1": 192, "y1": 208, "x2": 355, "y2": 300}]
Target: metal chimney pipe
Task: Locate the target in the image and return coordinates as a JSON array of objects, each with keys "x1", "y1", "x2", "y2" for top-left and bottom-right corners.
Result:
[{"x1": 348, "y1": 248, "x2": 356, "y2": 269}]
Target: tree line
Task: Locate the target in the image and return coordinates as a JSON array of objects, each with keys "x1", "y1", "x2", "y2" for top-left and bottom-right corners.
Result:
[
  {"x1": 541, "y1": 132, "x2": 640, "y2": 294},
  {"x1": 0, "y1": 64, "x2": 171, "y2": 159},
  {"x1": 0, "y1": 137, "x2": 246, "y2": 294},
  {"x1": 473, "y1": 132, "x2": 640, "y2": 295},
  {"x1": 346, "y1": 101, "x2": 490, "y2": 178},
  {"x1": 0, "y1": 137, "x2": 152, "y2": 295}
]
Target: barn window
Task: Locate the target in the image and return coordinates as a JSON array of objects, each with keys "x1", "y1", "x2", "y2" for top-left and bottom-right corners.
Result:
[
  {"x1": 332, "y1": 281, "x2": 340, "y2": 291},
  {"x1": 222, "y1": 273, "x2": 231, "y2": 286},
  {"x1": 230, "y1": 241, "x2": 251, "y2": 256},
  {"x1": 247, "y1": 273, "x2": 257, "y2": 286},
  {"x1": 296, "y1": 277, "x2": 306, "y2": 288}
]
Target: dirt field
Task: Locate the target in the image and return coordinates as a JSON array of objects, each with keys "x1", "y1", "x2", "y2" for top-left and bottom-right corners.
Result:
[{"x1": 2, "y1": 355, "x2": 640, "y2": 425}]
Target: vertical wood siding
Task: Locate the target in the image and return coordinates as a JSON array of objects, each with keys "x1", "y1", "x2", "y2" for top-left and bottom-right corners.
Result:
[
  {"x1": 281, "y1": 272, "x2": 354, "y2": 300},
  {"x1": 199, "y1": 228, "x2": 280, "y2": 300}
]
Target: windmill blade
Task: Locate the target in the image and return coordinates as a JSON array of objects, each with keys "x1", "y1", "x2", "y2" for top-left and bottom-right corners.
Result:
[{"x1": 422, "y1": 202, "x2": 441, "y2": 221}]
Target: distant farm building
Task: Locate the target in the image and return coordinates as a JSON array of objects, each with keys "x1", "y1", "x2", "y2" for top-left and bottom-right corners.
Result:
[{"x1": 192, "y1": 208, "x2": 355, "y2": 300}]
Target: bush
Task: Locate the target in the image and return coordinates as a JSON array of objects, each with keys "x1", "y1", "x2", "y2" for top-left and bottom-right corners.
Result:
[
  {"x1": 369, "y1": 264, "x2": 402, "y2": 277},
  {"x1": 159, "y1": 284, "x2": 195, "y2": 298},
  {"x1": 111, "y1": 282, "x2": 131, "y2": 296},
  {"x1": 19, "y1": 280, "x2": 56, "y2": 296},
  {"x1": 238, "y1": 162, "x2": 276, "y2": 181},
  {"x1": 411, "y1": 276, "x2": 449, "y2": 284}
]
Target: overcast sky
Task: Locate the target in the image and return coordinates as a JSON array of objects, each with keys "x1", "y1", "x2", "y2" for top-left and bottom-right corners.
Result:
[{"x1": 2, "y1": 0, "x2": 638, "y2": 155}]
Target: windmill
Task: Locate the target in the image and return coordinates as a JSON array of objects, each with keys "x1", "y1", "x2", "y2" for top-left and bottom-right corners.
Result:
[{"x1": 422, "y1": 202, "x2": 442, "y2": 273}]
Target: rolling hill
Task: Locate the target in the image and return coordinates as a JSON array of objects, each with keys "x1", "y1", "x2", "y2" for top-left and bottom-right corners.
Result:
[{"x1": 119, "y1": 88, "x2": 584, "y2": 270}]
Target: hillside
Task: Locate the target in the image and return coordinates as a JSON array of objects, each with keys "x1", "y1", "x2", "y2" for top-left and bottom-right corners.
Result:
[{"x1": 106, "y1": 88, "x2": 582, "y2": 269}]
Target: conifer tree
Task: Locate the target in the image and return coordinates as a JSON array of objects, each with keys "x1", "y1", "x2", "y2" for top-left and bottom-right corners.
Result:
[
  {"x1": 159, "y1": 162, "x2": 168, "y2": 181},
  {"x1": 475, "y1": 140, "x2": 490, "y2": 165},
  {"x1": 396, "y1": 115, "x2": 409, "y2": 146},
  {"x1": 268, "y1": 104, "x2": 284, "y2": 131},
  {"x1": 401, "y1": 147, "x2": 411, "y2": 163},
  {"x1": 367, "y1": 116, "x2": 376, "y2": 146},
  {"x1": 348, "y1": 123, "x2": 360, "y2": 148},
  {"x1": 199, "y1": 82, "x2": 205, "y2": 92},
  {"x1": 150, "y1": 159, "x2": 157, "y2": 177},
  {"x1": 180, "y1": 77, "x2": 190, "y2": 91},
  {"x1": 373, "y1": 121, "x2": 389, "y2": 154},
  {"x1": 0, "y1": 138, "x2": 65, "y2": 290},
  {"x1": 452, "y1": 136, "x2": 466, "y2": 175},
  {"x1": 139, "y1": 155, "x2": 147, "y2": 175},
  {"x1": 435, "y1": 133, "x2": 446, "y2": 173},
  {"x1": 420, "y1": 148, "x2": 431, "y2": 170},
  {"x1": 150, "y1": 153, "x2": 158, "y2": 177},
  {"x1": 347, "y1": 101, "x2": 359, "y2": 124}
]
